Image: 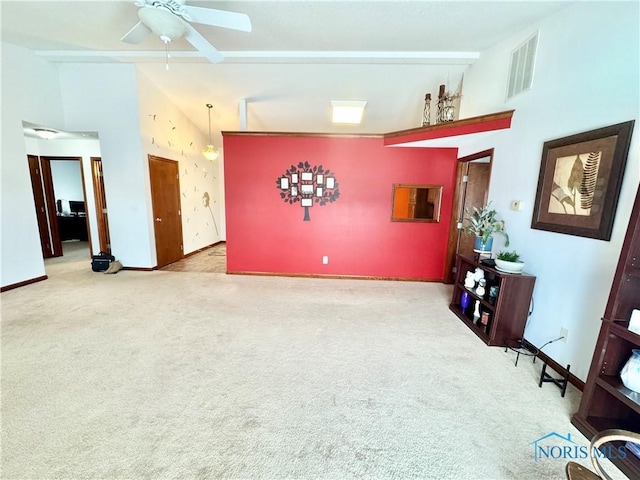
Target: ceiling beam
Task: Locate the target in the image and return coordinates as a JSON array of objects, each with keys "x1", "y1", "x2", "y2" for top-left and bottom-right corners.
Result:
[{"x1": 35, "y1": 50, "x2": 481, "y2": 65}]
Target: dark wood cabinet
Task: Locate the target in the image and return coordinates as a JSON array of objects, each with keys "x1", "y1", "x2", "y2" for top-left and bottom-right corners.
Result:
[
  {"x1": 57, "y1": 215, "x2": 88, "y2": 241},
  {"x1": 572, "y1": 185, "x2": 640, "y2": 479},
  {"x1": 449, "y1": 254, "x2": 536, "y2": 346}
]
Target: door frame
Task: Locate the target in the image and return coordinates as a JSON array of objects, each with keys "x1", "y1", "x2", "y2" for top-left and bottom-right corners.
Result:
[
  {"x1": 91, "y1": 157, "x2": 111, "y2": 254},
  {"x1": 443, "y1": 148, "x2": 494, "y2": 284},
  {"x1": 27, "y1": 155, "x2": 54, "y2": 258}
]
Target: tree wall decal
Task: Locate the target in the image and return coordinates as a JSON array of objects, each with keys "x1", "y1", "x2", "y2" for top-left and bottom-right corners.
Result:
[{"x1": 276, "y1": 162, "x2": 340, "y2": 221}]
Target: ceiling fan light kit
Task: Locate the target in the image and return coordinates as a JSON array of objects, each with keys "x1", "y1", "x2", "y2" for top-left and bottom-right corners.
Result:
[
  {"x1": 137, "y1": 7, "x2": 187, "y2": 43},
  {"x1": 121, "y1": 0, "x2": 252, "y2": 65}
]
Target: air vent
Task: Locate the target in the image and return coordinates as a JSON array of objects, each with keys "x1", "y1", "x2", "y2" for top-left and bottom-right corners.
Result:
[{"x1": 507, "y1": 32, "x2": 538, "y2": 99}]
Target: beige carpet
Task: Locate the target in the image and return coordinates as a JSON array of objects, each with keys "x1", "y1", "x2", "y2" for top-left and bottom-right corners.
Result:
[{"x1": 0, "y1": 255, "x2": 623, "y2": 479}]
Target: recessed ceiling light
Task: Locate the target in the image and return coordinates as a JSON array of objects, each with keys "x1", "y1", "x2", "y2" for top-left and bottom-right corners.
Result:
[{"x1": 331, "y1": 100, "x2": 367, "y2": 124}]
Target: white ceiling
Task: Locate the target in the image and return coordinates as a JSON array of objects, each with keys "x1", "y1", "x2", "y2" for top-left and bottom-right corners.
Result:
[{"x1": 2, "y1": 0, "x2": 574, "y2": 144}]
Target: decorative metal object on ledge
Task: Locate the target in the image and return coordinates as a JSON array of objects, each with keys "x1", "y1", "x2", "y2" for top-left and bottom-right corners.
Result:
[
  {"x1": 435, "y1": 84, "x2": 461, "y2": 124},
  {"x1": 421, "y1": 93, "x2": 431, "y2": 127},
  {"x1": 420, "y1": 85, "x2": 461, "y2": 126}
]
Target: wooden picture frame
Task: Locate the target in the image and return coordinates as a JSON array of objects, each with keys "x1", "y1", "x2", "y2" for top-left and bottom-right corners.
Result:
[{"x1": 531, "y1": 120, "x2": 634, "y2": 240}]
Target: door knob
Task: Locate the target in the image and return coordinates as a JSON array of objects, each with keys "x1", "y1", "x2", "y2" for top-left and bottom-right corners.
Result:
[{"x1": 155, "y1": 217, "x2": 162, "y2": 222}]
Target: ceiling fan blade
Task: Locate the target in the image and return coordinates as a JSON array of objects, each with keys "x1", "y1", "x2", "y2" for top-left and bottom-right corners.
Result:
[
  {"x1": 121, "y1": 21, "x2": 152, "y2": 44},
  {"x1": 184, "y1": 24, "x2": 224, "y2": 64},
  {"x1": 185, "y1": 6, "x2": 252, "y2": 32}
]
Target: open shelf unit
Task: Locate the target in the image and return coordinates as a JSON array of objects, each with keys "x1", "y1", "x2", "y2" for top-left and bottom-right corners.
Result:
[
  {"x1": 449, "y1": 254, "x2": 536, "y2": 346},
  {"x1": 571, "y1": 185, "x2": 640, "y2": 479}
]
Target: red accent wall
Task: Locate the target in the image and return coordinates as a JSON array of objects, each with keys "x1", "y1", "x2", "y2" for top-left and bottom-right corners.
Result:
[{"x1": 223, "y1": 134, "x2": 458, "y2": 280}]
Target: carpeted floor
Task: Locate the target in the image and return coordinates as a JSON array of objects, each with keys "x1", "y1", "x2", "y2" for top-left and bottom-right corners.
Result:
[{"x1": 1, "y1": 254, "x2": 624, "y2": 479}]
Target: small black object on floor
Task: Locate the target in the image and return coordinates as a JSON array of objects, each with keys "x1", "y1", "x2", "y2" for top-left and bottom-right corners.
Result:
[
  {"x1": 91, "y1": 252, "x2": 115, "y2": 272},
  {"x1": 539, "y1": 362, "x2": 571, "y2": 397},
  {"x1": 504, "y1": 338, "x2": 538, "y2": 366}
]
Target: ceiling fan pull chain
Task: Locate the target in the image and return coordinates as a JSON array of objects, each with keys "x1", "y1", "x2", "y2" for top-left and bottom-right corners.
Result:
[{"x1": 165, "y1": 42, "x2": 170, "y2": 70}]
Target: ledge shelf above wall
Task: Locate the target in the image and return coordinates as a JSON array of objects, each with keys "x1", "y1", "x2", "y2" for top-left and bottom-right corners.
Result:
[{"x1": 383, "y1": 110, "x2": 515, "y2": 148}]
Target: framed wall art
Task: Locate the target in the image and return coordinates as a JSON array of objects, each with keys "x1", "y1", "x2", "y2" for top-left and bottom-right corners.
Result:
[{"x1": 531, "y1": 120, "x2": 634, "y2": 240}]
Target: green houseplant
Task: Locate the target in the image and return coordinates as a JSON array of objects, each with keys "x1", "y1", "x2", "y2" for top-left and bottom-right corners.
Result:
[
  {"x1": 495, "y1": 250, "x2": 525, "y2": 274},
  {"x1": 462, "y1": 202, "x2": 510, "y2": 253}
]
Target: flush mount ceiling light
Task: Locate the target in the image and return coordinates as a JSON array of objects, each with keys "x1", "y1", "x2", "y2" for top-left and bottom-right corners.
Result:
[
  {"x1": 33, "y1": 128, "x2": 59, "y2": 140},
  {"x1": 203, "y1": 103, "x2": 219, "y2": 161},
  {"x1": 331, "y1": 100, "x2": 367, "y2": 124}
]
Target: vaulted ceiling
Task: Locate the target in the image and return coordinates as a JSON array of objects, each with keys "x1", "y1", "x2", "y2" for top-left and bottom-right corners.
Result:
[{"x1": 2, "y1": 1, "x2": 572, "y2": 143}]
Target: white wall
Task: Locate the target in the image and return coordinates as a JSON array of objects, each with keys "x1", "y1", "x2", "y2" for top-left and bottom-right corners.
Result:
[
  {"x1": 50, "y1": 160, "x2": 84, "y2": 202},
  {"x1": 57, "y1": 64, "x2": 155, "y2": 268},
  {"x1": 136, "y1": 70, "x2": 224, "y2": 254},
  {"x1": 1, "y1": 43, "x2": 65, "y2": 287},
  {"x1": 24, "y1": 137, "x2": 103, "y2": 253},
  {"x1": 459, "y1": 1, "x2": 640, "y2": 380}
]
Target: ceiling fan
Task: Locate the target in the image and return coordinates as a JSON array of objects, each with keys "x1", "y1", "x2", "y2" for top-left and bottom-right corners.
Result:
[{"x1": 121, "y1": 0, "x2": 252, "y2": 64}]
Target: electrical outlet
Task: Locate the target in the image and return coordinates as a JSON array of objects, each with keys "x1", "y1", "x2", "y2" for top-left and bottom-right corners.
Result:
[
  {"x1": 510, "y1": 200, "x2": 524, "y2": 211},
  {"x1": 322, "y1": 256, "x2": 329, "y2": 265},
  {"x1": 560, "y1": 327, "x2": 568, "y2": 343}
]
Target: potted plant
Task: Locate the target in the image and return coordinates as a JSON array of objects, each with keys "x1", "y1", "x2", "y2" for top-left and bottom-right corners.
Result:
[
  {"x1": 462, "y1": 202, "x2": 509, "y2": 253},
  {"x1": 495, "y1": 250, "x2": 525, "y2": 274}
]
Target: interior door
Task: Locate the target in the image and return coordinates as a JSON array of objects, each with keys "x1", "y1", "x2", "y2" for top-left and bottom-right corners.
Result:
[
  {"x1": 458, "y1": 161, "x2": 492, "y2": 255},
  {"x1": 443, "y1": 149, "x2": 493, "y2": 283},
  {"x1": 27, "y1": 155, "x2": 54, "y2": 258},
  {"x1": 91, "y1": 157, "x2": 111, "y2": 254},
  {"x1": 149, "y1": 155, "x2": 183, "y2": 268},
  {"x1": 39, "y1": 157, "x2": 63, "y2": 257}
]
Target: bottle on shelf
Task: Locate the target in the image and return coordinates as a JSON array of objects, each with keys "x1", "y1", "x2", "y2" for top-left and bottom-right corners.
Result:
[
  {"x1": 460, "y1": 291, "x2": 471, "y2": 314},
  {"x1": 473, "y1": 300, "x2": 481, "y2": 325},
  {"x1": 488, "y1": 285, "x2": 499, "y2": 305},
  {"x1": 476, "y1": 278, "x2": 487, "y2": 298},
  {"x1": 481, "y1": 311, "x2": 491, "y2": 334}
]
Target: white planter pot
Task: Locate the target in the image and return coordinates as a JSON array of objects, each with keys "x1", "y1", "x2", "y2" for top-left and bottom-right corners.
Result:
[{"x1": 495, "y1": 259, "x2": 525, "y2": 274}]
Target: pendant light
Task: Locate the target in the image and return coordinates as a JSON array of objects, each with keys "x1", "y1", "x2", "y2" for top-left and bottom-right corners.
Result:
[{"x1": 203, "y1": 103, "x2": 219, "y2": 161}]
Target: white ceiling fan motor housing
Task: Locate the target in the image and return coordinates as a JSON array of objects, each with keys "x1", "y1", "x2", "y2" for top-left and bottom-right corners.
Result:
[{"x1": 138, "y1": 6, "x2": 187, "y2": 43}]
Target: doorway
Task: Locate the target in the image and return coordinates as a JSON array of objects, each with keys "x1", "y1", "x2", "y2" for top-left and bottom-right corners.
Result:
[
  {"x1": 443, "y1": 149, "x2": 493, "y2": 283},
  {"x1": 149, "y1": 155, "x2": 184, "y2": 268},
  {"x1": 27, "y1": 156, "x2": 92, "y2": 260}
]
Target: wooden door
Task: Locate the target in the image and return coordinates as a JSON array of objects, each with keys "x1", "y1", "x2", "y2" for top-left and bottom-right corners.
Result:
[
  {"x1": 149, "y1": 155, "x2": 183, "y2": 268},
  {"x1": 91, "y1": 157, "x2": 111, "y2": 254},
  {"x1": 39, "y1": 157, "x2": 63, "y2": 257},
  {"x1": 27, "y1": 155, "x2": 54, "y2": 258},
  {"x1": 443, "y1": 149, "x2": 493, "y2": 283},
  {"x1": 458, "y1": 162, "x2": 492, "y2": 255}
]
